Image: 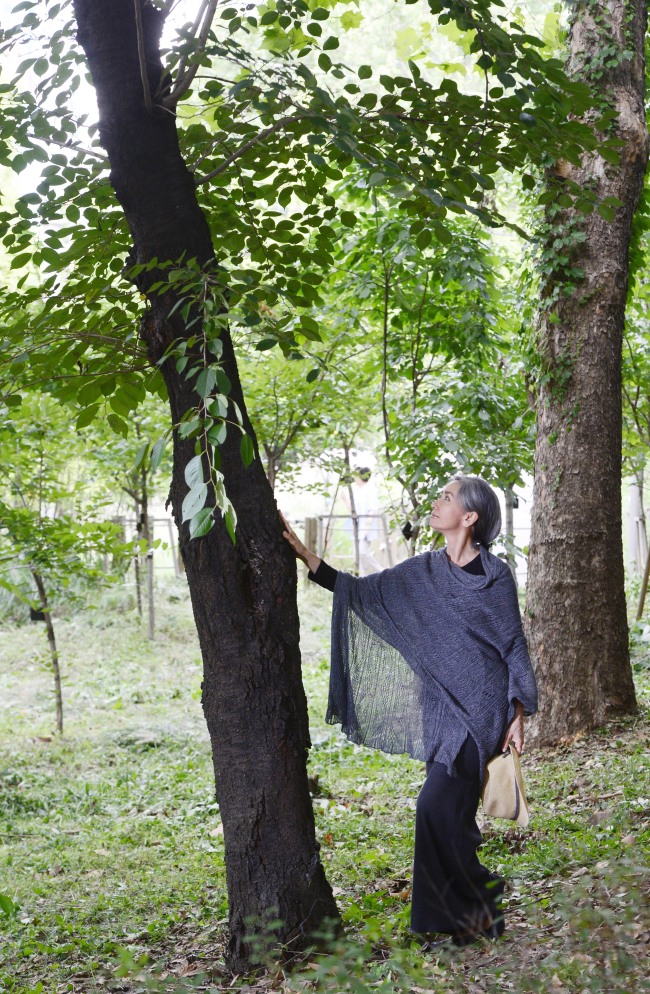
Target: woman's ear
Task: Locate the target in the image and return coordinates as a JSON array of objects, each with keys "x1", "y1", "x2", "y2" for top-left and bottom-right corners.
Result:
[{"x1": 464, "y1": 510, "x2": 479, "y2": 529}]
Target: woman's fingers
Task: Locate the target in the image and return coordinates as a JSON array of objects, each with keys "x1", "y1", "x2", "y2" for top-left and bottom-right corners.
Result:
[
  {"x1": 279, "y1": 510, "x2": 296, "y2": 541},
  {"x1": 502, "y1": 717, "x2": 525, "y2": 754},
  {"x1": 279, "y1": 510, "x2": 305, "y2": 558}
]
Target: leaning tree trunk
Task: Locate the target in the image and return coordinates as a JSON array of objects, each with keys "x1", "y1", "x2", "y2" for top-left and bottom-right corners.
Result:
[
  {"x1": 526, "y1": 0, "x2": 647, "y2": 744},
  {"x1": 30, "y1": 569, "x2": 63, "y2": 735},
  {"x1": 74, "y1": 0, "x2": 338, "y2": 969}
]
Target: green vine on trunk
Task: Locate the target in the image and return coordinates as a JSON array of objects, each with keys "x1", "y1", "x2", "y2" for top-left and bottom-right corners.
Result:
[{"x1": 153, "y1": 267, "x2": 254, "y2": 543}]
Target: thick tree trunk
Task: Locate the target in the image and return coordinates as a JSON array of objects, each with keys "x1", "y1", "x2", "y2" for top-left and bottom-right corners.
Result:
[
  {"x1": 526, "y1": 0, "x2": 647, "y2": 744},
  {"x1": 31, "y1": 569, "x2": 63, "y2": 735},
  {"x1": 74, "y1": 0, "x2": 338, "y2": 968}
]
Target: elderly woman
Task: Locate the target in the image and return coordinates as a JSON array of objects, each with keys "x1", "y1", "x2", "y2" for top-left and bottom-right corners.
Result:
[{"x1": 281, "y1": 474, "x2": 538, "y2": 945}]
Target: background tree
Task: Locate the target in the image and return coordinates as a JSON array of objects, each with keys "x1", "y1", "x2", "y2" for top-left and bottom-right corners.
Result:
[
  {"x1": 84, "y1": 398, "x2": 172, "y2": 616},
  {"x1": 526, "y1": 0, "x2": 647, "y2": 743},
  {"x1": 0, "y1": 396, "x2": 130, "y2": 732}
]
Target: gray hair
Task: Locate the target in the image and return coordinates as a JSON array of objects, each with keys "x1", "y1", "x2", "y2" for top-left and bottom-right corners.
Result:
[{"x1": 451, "y1": 474, "x2": 501, "y2": 547}]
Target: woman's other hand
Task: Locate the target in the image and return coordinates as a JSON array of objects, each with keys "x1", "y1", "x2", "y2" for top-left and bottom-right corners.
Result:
[
  {"x1": 502, "y1": 700, "x2": 525, "y2": 754},
  {"x1": 279, "y1": 511, "x2": 321, "y2": 574}
]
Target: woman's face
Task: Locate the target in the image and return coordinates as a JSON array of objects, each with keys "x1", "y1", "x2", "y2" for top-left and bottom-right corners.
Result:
[{"x1": 430, "y1": 482, "x2": 475, "y2": 535}]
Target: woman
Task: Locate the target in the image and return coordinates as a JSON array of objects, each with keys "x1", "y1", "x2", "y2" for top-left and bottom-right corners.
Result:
[{"x1": 281, "y1": 474, "x2": 538, "y2": 945}]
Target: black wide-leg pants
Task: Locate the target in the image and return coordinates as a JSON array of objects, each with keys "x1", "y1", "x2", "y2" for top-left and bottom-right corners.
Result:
[{"x1": 410, "y1": 735, "x2": 504, "y2": 935}]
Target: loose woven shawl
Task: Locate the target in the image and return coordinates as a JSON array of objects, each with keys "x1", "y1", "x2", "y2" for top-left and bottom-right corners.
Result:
[{"x1": 326, "y1": 546, "x2": 538, "y2": 780}]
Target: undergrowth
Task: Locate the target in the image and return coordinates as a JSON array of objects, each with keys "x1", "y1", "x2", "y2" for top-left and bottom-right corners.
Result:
[{"x1": 0, "y1": 579, "x2": 649, "y2": 993}]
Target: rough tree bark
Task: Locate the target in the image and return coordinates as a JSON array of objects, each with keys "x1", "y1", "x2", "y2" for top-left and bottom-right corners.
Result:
[
  {"x1": 73, "y1": 0, "x2": 338, "y2": 968},
  {"x1": 526, "y1": 0, "x2": 647, "y2": 743}
]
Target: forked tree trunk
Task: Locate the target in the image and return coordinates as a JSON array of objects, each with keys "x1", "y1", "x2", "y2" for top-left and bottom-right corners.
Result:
[
  {"x1": 526, "y1": 0, "x2": 647, "y2": 744},
  {"x1": 74, "y1": 0, "x2": 338, "y2": 968}
]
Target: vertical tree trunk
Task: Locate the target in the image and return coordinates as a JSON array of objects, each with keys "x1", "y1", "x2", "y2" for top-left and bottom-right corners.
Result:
[
  {"x1": 343, "y1": 446, "x2": 360, "y2": 575},
  {"x1": 73, "y1": 0, "x2": 338, "y2": 969},
  {"x1": 31, "y1": 569, "x2": 63, "y2": 735},
  {"x1": 146, "y1": 548, "x2": 155, "y2": 640},
  {"x1": 503, "y1": 488, "x2": 517, "y2": 584},
  {"x1": 134, "y1": 498, "x2": 143, "y2": 618},
  {"x1": 627, "y1": 472, "x2": 647, "y2": 572},
  {"x1": 526, "y1": 0, "x2": 647, "y2": 743},
  {"x1": 264, "y1": 444, "x2": 277, "y2": 491}
]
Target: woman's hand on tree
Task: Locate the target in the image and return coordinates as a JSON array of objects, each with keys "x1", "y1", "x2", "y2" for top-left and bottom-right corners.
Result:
[
  {"x1": 502, "y1": 700, "x2": 525, "y2": 754},
  {"x1": 279, "y1": 511, "x2": 321, "y2": 574}
]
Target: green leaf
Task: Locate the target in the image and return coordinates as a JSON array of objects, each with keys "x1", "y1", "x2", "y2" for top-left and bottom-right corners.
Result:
[
  {"x1": 225, "y1": 507, "x2": 237, "y2": 544},
  {"x1": 132, "y1": 441, "x2": 150, "y2": 473},
  {"x1": 178, "y1": 418, "x2": 201, "y2": 439},
  {"x1": 195, "y1": 367, "x2": 217, "y2": 399},
  {"x1": 0, "y1": 894, "x2": 16, "y2": 916},
  {"x1": 208, "y1": 394, "x2": 229, "y2": 418},
  {"x1": 358, "y1": 65, "x2": 372, "y2": 80},
  {"x1": 597, "y1": 203, "x2": 616, "y2": 222},
  {"x1": 10, "y1": 252, "x2": 33, "y2": 269},
  {"x1": 207, "y1": 421, "x2": 227, "y2": 446},
  {"x1": 306, "y1": 367, "x2": 320, "y2": 382},
  {"x1": 216, "y1": 369, "x2": 232, "y2": 395},
  {"x1": 184, "y1": 453, "x2": 204, "y2": 488},
  {"x1": 189, "y1": 507, "x2": 214, "y2": 539},
  {"x1": 150, "y1": 438, "x2": 166, "y2": 472},
  {"x1": 107, "y1": 413, "x2": 129, "y2": 437},
  {"x1": 340, "y1": 10, "x2": 362, "y2": 29},
  {"x1": 76, "y1": 404, "x2": 101, "y2": 429},
  {"x1": 182, "y1": 482, "x2": 208, "y2": 522},
  {"x1": 240, "y1": 433, "x2": 255, "y2": 468},
  {"x1": 432, "y1": 221, "x2": 453, "y2": 245}
]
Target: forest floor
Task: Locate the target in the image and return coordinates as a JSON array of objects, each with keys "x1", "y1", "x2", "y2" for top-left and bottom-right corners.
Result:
[{"x1": 0, "y1": 575, "x2": 649, "y2": 994}]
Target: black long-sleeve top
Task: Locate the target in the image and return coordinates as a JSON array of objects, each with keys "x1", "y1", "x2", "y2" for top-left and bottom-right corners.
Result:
[{"x1": 309, "y1": 553, "x2": 485, "y2": 591}]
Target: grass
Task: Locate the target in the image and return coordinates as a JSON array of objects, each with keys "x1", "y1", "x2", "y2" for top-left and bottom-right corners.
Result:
[{"x1": 0, "y1": 575, "x2": 649, "y2": 994}]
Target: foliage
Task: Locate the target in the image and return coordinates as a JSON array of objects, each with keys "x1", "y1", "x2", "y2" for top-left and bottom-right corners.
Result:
[
  {"x1": 0, "y1": 582, "x2": 648, "y2": 992},
  {"x1": 0, "y1": 395, "x2": 134, "y2": 612},
  {"x1": 0, "y1": 0, "x2": 606, "y2": 539},
  {"x1": 320, "y1": 193, "x2": 534, "y2": 520},
  {"x1": 241, "y1": 190, "x2": 535, "y2": 515}
]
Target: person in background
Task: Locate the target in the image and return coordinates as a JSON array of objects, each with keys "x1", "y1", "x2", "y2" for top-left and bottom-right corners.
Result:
[{"x1": 280, "y1": 474, "x2": 537, "y2": 946}]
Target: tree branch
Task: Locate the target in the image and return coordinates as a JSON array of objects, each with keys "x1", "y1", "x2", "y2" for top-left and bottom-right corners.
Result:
[
  {"x1": 194, "y1": 114, "x2": 306, "y2": 185},
  {"x1": 162, "y1": 0, "x2": 219, "y2": 108},
  {"x1": 134, "y1": 0, "x2": 154, "y2": 114},
  {"x1": 30, "y1": 135, "x2": 107, "y2": 162}
]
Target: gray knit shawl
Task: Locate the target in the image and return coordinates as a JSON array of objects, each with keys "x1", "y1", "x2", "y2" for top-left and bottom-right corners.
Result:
[{"x1": 326, "y1": 546, "x2": 538, "y2": 780}]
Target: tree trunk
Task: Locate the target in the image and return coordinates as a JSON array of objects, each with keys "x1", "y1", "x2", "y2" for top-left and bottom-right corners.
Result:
[
  {"x1": 263, "y1": 444, "x2": 277, "y2": 491},
  {"x1": 627, "y1": 472, "x2": 647, "y2": 572},
  {"x1": 503, "y1": 488, "x2": 517, "y2": 584},
  {"x1": 73, "y1": 0, "x2": 338, "y2": 968},
  {"x1": 31, "y1": 569, "x2": 63, "y2": 735},
  {"x1": 343, "y1": 446, "x2": 360, "y2": 575},
  {"x1": 134, "y1": 498, "x2": 143, "y2": 618},
  {"x1": 526, "y1": 0, "x2": 646, "y2": 744}
]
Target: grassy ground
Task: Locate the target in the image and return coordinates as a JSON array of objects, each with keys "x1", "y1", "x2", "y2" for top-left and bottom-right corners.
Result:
[{"x1": 0, "y1": 576, "x2": 649, "y2": 994}]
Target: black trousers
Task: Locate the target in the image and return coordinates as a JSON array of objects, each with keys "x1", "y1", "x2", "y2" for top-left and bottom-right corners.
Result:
[{"x1": 410, "y1": 735, "x2": 504, "y2": 935}]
